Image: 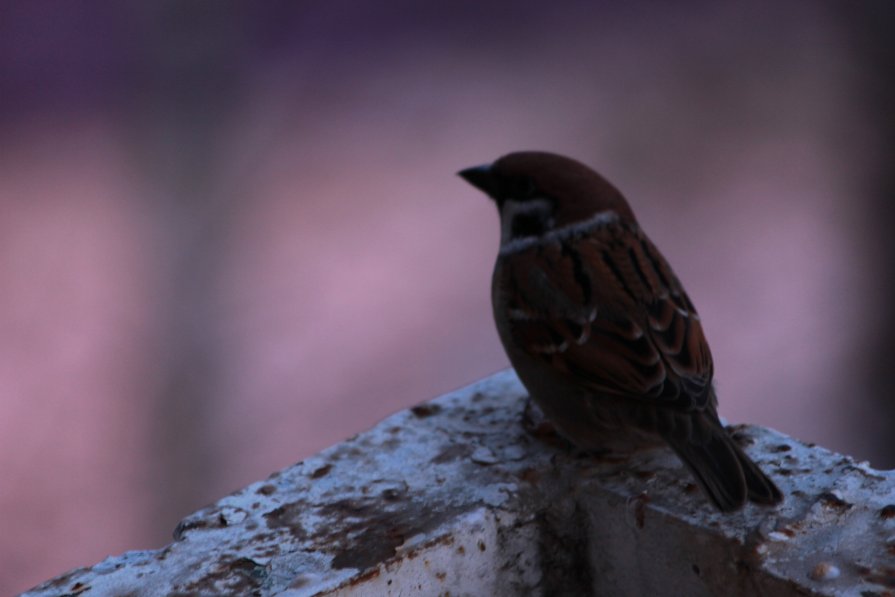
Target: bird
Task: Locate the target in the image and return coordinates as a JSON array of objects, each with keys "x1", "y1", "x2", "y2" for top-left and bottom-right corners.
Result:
[{"x1": 459, "y1": 151, "x2": 782, "y2": 512}]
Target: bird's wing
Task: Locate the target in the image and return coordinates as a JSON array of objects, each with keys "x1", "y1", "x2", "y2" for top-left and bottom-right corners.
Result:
[{"x1": 497, "y1": 218, "x2": 713, "y2": 411}]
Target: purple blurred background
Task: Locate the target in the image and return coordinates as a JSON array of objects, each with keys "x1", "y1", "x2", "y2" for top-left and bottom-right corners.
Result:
[{"x1": 2, "y1": 1, "x2": 894, "y2": 593}]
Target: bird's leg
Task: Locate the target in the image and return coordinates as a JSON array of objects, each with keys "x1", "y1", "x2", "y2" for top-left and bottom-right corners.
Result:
[{"x1": 521, "y1": 395, "x2": 557, "y2": 438}]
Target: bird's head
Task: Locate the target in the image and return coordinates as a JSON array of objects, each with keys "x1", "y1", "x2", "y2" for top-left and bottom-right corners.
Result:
[{"x1": 459, "y1": 151, "x2": 635, "y2": 246}]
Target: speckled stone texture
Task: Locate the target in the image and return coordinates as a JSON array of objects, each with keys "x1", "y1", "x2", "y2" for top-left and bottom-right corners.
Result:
[{"x1": 21, "y1": 371, "x2": 895, "y2": 596}]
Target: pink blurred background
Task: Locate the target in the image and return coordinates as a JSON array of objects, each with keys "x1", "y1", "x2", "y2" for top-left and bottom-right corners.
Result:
[{"x1": 3, "y1": 1, "x2": 894, "y2": 594}]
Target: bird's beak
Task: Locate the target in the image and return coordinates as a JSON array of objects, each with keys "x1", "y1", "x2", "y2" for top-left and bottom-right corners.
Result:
[{"x1": 458, "y1": 164, "x2": 500, "y2": 199}]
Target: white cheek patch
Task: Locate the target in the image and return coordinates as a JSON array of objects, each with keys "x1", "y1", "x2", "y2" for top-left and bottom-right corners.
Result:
[
  {"x1": 558, "y1": 210, "x2": 620, "y2": 238},
  {"x1": 499, "y1": 198, "x2": 554, "y2": 245},
  {"x1": 499, "y1": 209, "x2": 620, "y2": 256}
]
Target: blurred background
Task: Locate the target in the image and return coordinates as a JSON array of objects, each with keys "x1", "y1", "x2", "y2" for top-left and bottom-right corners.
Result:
[{"x1": 2, "y1": 0, "x2": 894, "y2": 593}]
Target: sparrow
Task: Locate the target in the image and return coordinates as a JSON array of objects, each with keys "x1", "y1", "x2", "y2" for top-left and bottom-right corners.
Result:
[{"x1": 459, "y1": 151, "x2": 782, "y2": 512}]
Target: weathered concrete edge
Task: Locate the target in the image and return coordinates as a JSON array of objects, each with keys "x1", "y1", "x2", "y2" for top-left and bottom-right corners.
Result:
[{"x1": 21, "y1": 370, "x2": 895, "y2": 596}]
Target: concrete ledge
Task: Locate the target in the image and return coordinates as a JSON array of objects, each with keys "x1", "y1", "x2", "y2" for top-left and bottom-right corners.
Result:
[{"x1": 22, "y1": 371, "x2": 895, "y2": 596}]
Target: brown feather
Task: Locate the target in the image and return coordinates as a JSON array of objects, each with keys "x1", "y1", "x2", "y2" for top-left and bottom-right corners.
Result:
[
  {"x1": 496, "y1": 216, "x2": 712, "y2": 409},
  {"x1": 464, "y1": 150, "x2": 783, "y2": 511}
]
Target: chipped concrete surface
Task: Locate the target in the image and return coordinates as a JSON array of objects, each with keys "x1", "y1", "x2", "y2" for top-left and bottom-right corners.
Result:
[{"x1": 21, "y1": 370, "x2": 895, "y2": 596}]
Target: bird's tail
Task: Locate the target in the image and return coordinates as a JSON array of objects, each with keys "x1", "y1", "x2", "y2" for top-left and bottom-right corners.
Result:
[{"x1": 663, "y1": 419, "x2": 783, "y2": 512}]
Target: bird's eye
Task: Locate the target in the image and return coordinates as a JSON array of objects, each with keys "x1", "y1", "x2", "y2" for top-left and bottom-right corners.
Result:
[
  {"x1": 506, "y1": 176, "x2": 537, "y2": 200},
  {"x1": 524, "y1": 177, "x2": 537, "y2": 197}
]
